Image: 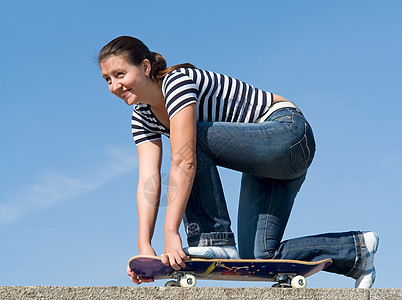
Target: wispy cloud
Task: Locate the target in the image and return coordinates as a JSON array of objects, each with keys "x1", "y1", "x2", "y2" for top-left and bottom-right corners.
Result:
[{"x1": 0, "y1": 146, "x2": 137, "y2": 223}]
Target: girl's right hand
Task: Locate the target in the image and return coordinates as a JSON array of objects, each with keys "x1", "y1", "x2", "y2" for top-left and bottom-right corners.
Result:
[
  {"x1": 127, "y1": 246, "x2": 156, "y2": 285},
  {"x1": 127, "y1": 265, "x2": 155, "y2": 285}
]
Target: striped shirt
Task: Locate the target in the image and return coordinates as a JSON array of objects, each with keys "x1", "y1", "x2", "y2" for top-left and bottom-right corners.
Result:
[{"x1": 131, "y1": 68, "x2": 273, "y2": 146}]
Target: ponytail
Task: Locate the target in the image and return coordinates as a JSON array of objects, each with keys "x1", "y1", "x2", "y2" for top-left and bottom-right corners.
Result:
[{"x1": 150, "y1": 52, "x2": 195, "y2": 81}]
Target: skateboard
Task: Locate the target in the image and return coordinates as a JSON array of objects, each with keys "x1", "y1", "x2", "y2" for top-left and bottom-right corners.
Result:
[{"x1": 128, "y1": 255, "x2": 332, "y2": 288}]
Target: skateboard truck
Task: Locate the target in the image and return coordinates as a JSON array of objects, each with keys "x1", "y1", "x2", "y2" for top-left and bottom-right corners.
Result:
[
  {"x1": 164, "y1": 271, "x2": 197, "y2": 287},
  {"x1": 272, "y1": 273, "x2": 307, "y2": 288}
]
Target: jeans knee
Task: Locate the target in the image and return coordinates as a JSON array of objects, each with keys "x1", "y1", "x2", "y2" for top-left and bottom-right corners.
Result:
[{"x1": 254, "y1": 246, "x2": 276, "y2": 259}]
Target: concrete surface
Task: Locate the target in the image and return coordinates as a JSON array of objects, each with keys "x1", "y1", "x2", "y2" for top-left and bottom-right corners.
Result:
[{"x1": 1, "y1": 287, "x2": 401, "y2": 300}]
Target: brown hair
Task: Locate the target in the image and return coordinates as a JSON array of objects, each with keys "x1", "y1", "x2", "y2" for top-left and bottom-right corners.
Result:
[{"x1": 98, "y1": 36, "x2": 195, "y2": 81}]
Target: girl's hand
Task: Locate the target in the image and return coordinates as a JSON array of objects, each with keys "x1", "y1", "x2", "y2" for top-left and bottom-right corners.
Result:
[
  {"x1": 127, "y1": 265, "x2": 155, "y2": 285},
  {"x1": 161, "y1": 231, "x2": 189, "y2": 270},
  {"x1": 127, "y1": 246, "x2": 157, "y2": 285}
]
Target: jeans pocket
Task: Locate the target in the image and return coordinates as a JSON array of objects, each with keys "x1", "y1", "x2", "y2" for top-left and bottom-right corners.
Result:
[
  {"x1": 272, "y1": 110, "x2": 294, "y2": 127},
  {"x1": 290, "y1": 132, "x2": 314, "y2": 173}
]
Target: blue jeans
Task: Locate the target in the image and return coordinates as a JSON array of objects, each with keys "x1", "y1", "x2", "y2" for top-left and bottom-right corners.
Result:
[{"x1": 183, "y1": 107, "x2": 365, "y2": 278}]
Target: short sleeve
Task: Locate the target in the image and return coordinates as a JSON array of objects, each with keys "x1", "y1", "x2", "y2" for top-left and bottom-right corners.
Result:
[
  {"x1": 131, "y1": 105, "x2": 162, "y2": 146},
  {"x1": 162, "y1": 71, "x2": 198, "y2": 119}
]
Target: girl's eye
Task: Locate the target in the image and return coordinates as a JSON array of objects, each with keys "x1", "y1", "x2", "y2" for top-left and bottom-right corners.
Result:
[{"x1": 117, "y1": 72, "x2": 125, "y2": 78}]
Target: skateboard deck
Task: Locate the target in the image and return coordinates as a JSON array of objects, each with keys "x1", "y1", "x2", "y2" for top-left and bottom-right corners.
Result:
[{"x1": 128, "y1": 255, "x2": 332, "y2": 288}]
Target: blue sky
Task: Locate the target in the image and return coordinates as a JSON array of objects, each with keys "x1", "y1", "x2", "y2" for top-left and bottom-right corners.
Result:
[{"x1": 1, "y1": 0, "x2": 401, "y2": 288}]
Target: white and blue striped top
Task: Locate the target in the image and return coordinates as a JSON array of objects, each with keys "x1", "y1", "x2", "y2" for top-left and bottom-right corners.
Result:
[{"x1": 131, "y1": 68, "x2": 273, "y2": 146}]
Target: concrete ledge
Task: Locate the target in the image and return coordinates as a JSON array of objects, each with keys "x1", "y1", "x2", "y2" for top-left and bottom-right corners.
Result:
[{"x1": 1, "y1": 286, "x2": 401, "y2": 300}]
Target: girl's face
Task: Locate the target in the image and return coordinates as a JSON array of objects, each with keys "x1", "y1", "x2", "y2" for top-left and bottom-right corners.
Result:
[{"x1": 101, "y1": 55, "x2": 151, "y2": 105}]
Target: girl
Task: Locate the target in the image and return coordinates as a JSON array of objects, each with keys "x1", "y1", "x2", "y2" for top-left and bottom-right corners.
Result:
[{"x1": 98, "y1": 36, "x2": 378, "y2": 288}]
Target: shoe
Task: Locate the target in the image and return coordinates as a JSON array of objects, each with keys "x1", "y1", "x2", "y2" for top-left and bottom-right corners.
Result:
[
  {"x1": 355, "y1": 268, "x2": 376, "y2": 289},
  {"x1": 355, "y1": 232, "x2": 379, "y2": 288},
  {"x1": 183, "y1": 246, "x2": 240, "y2": 259}
]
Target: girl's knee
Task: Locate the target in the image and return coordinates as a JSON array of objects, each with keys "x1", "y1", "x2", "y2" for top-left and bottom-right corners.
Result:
[{"x1": 254, "y1": 246, "x2": 276, "y2": 259}]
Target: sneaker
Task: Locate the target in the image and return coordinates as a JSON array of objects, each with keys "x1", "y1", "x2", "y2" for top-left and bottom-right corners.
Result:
[
  {"x1": 183, "y1": 246, "x2": 240, "y2": 259},
  {"x1": 355, "y1": 232, "x2": 379, "y2": 288}
]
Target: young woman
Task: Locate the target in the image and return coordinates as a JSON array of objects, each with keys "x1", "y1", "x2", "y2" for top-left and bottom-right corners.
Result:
[{"x1": 99, "y1": 36, "x2": 379, "y2": 288}]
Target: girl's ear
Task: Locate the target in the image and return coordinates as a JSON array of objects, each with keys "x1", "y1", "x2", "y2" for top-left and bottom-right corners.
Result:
[{"x1": 143, "y1": 59, "x2": 151, "y2": 77}]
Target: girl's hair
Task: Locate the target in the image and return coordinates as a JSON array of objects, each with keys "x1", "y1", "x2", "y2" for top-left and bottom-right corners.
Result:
[{"x1": 98, "y1": 36, "x2": 195, "y2": 81}]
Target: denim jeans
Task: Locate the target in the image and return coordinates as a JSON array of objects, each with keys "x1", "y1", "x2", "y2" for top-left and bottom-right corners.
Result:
[{"x1": 183, "y1": 107, "x2": 365, "y2": 278}]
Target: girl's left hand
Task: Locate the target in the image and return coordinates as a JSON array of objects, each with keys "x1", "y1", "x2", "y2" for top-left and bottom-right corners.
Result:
[{"x1": 161, "y1": 231, "x2": 189, "y2": 270}]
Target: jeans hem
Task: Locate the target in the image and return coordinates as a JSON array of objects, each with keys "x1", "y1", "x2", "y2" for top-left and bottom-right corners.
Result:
[
  {"x1": 345, "y1": 231, "x2": 366, "y2": 279},
  {"x1": 187, "y1": 232, "x2": 236, "y2": 247}
]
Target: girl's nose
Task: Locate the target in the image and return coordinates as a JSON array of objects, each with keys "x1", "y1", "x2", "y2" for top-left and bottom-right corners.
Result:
[{"x1": 110, "y1": 80, "x2": 122, "y2": 93}]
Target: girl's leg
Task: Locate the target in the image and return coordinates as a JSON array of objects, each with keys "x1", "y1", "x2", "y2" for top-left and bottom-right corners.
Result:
[
  {"x1": 274, "y1": 231, "x2": 365, "y2": 277},
  {"x1": 182, "y1": 134, "x2": 240, "y2": 258},
  {"x1": 273, "y1": 230, "x2": 379, "y2": 287},
  {"x1": 237, "y1": 173, "x2": 306, "y2": 259},
  {"x1": 183, "y1": 141, "x2": 236, "y2": 248},
  {"x1": 238, "y1": 176, "x2": 380, "y2": 284}
]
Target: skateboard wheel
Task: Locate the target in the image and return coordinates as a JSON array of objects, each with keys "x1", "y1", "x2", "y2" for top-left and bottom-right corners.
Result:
[
  {"x1": 164, "y1": 280, "x2": 179, "y2": 287},
  {"x1": 179, "y1": 274, "x2": 196, "y2": 287},
  {"x1": 291, "y1": 275, "x2": 307, "y2": 288}
]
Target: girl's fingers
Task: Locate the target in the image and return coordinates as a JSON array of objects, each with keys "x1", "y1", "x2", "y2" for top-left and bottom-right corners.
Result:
[{"x1": 161, "y1": 251, "x2": 187, "y2": 270}]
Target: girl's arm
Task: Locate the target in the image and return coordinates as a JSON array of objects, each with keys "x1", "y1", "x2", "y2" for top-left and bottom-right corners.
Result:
[
  {"x1": 136, "y1": 139, "x2": 163, "y2": 254},
  {"x1": 161, "y1": 103, "x2": 197, "y2": 270},
  {"x1": 128, "y1": 139, "x2": 163, "y2": 284}
]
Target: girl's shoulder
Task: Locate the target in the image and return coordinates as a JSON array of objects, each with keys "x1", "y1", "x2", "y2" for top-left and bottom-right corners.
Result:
[{"x1": 162, "y1": 68, "x2": 201, "y2": 89}]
